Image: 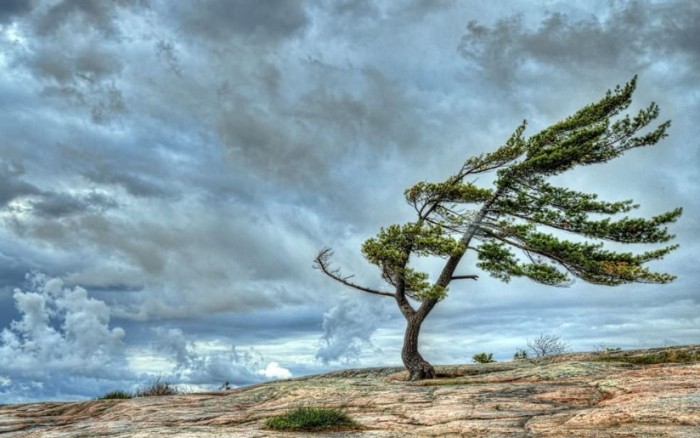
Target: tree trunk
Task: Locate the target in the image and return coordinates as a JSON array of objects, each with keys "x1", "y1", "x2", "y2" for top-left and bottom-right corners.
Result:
[{"x1": 401, "y1": 313, "x2": 435, "y2": 381}]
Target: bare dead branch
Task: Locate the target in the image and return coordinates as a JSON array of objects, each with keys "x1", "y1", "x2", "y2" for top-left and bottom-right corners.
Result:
[{"x1": 313, "y1": 248, "x2": 395, "y2": 298}]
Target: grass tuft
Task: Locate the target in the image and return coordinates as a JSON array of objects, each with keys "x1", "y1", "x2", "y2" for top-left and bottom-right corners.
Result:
[
  {"x1": 264, "y1": 406, "x2": 360, "y2": 431},
  {"x1": 96, "y1": 390, "x2": 132, "y2": 400}
]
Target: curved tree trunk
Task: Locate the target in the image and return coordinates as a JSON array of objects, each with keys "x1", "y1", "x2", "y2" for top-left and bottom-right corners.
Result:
[{"x1": 402, "y1": 313, "x2": 435, "y2": 381}]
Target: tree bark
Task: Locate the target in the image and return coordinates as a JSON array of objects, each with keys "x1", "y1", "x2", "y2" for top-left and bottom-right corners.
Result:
[{"x1": 401, "y1": 312, "x2": 435, "y2": 381}]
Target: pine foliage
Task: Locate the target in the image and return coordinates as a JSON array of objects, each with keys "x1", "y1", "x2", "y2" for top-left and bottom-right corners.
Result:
[{"x1": 360, "y1": 76, "x2": 680, "y2": 298}]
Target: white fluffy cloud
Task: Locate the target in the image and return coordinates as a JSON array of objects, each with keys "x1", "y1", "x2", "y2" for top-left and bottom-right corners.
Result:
[
  {"x1": 0, "y1": 273, "x2": 296, "y2": 402},
  {"x1": 0, "y1": 273, "x2": 129, "y2": 402},
  {"x1": 0, "y1": 273, "x2": 126, "y2": 374},
  {"x1": 259, "y1": 362, "x2": 293, "y2": 380}
]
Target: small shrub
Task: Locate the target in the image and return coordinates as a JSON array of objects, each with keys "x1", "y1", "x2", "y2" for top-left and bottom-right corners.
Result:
[
  {"x1": 527, "y1": 333, "x2": 569, "y2": 357},
  {"x1": 97, "y1": 390, "x2": 132, "y2": 400},
  {"x1": 135, "y1": 376, "x2": 179, "y2": 397},
  {"x1": 472, "y1": 352, "x2": 496, "y2": 364},
  {"x1": 264, "y1": 407, "x2": 359, "y2": 431},
  {"x1": 513, "y1": 348, "x2": 529, "y2": 361},
  {"x1": 594, "y1": 343, "x2": 622, "y2": 353}
]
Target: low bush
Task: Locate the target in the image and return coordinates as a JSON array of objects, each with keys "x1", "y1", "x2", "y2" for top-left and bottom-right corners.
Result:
[
  {"x1": 527, "y1": 333, "x2": 569, "y2": 357},
  {"x1": 264, "y1": 407, "x2": 359, "y2": 431},
  {"x1": 472, "y1": 352, "x2": 496, "y2": 364},
  {"x1": 513, "y1": 348, "x2": 528, "y2": 361},
  {"x1": 135, "y1": 376, "x2": 179, "y2": 397}
]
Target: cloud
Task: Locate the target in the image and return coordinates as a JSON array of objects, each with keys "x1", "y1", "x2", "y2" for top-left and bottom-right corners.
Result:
[
  {"x1": 81, "y1": 167, "x2": 178, "y2": 199},
  {"x1": 0, "y1": 160, "x2": 41, "y2": 208},
  {"x1": 176, "y1": 0, "x2": 309, "y2": 43},
  {"x1": 0, "y1": 272, "x2": 298, "y2": 403},
  {"x1": 458, "y1": 1, "x2": 700, "y2": 84},
  {"x1": 0, "y1": 273, "x2": 130, "y2": 401},
  {"x1": 3, "y1": 171, "x2": 326, "y2": 318},
  {"x1": 259, "y1": 362, "x2": 292, "y2": 380},
  {"x1": 28, "y1": 191, "x2": 117, "y2": 218},
  {"x1": 154, "y1": 328, "x2": 292, "y2": 387},
  {"x1": 34, "y1": 0, "x2": 145, "y2": 37},
  {"x1": 0, "y1": 158, "x2": 118, "y2": 219},
  {"x1": 0, "y1": 0, "x2": 34, "y2": 24},
  {"x1": 214, "y1": 65, "x2": 429, "y2": 189},
  {"x1": 0, "y1": 273, "x2": 126, "y2": 373},
  {"x1": 316, "y1": 296, "x2": 389, "y2": 364},
  {"x1": 2, "y1": 1, "x2": 135, "y2": 125}
]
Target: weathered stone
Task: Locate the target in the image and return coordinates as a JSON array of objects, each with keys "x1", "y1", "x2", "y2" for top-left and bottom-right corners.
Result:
[{"x1": 1, "y1": 346, "x2": 699, "y2": 437}]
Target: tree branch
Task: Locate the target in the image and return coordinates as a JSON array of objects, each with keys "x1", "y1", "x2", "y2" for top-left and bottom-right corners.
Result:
[
  {"x1": 451, "y1": 275, "x2": 479, "y2": 280},
  {"x1": 313, "y1": 248, "x2": 395, "y2": 298},
  {"x1": 435, "y1": 187, "x2": 506, "y2": 288}
]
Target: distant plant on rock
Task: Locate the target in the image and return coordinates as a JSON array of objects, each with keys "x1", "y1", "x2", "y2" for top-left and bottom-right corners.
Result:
[
  {"x1": 97, "y1": 390, "x2": 133, "y2": 400},
  {"x1": 513, "y1": 348, "x2": 529, "y2": 361},
  {"x1": 135, "y1": 376, "x2": 179, "y2": 397},
  {"x1": 472, "y1": 352, "x2": 496, "y2": 363},
  {"x1": 527, "y1": 333, "x2": 570, "y2": 357},
  {"x1": 595, "y1": 343, "x2": 622, "y2": 353}
]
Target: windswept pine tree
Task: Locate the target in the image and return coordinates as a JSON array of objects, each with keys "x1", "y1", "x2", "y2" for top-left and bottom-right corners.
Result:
[{"x1": 314, "y1": 77, "x2": 681, "y2": 381}]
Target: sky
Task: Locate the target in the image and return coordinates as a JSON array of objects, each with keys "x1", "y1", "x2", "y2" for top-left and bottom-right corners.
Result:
[{"x1": 0, "y1": 0, "x2": 698, "y2": 403}]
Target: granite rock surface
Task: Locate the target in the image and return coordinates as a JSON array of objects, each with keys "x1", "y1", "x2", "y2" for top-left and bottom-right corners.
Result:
[{"x1": 1, "y1": 346, "x2": 699, "y2": 437}]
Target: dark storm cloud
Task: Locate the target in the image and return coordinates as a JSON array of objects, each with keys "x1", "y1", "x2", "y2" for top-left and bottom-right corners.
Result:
[
  {"x1": 459, "y1": 0, "x2": 700, "y2": 83},
  {"x1": 402, "y1": 0, "x2": 457, "y2": 16},
  {"x1": 27, "y1": 193, "x2": 89, "y2": 218},
  {"x1": 0, "y1": 0, "x2": 34, "y2": 24},
  {"x1": 0, "y1": 161, "x2": 40, "y2": 208},
  {"x1": 0, "y1": 159, "x2": 117, "y2": 219},
  {"x1": 26, "y1": 42, "x2": 127, "y2": 124},
  {"x1": 34, "y1": 0, "x2": 147, "y2": 36},
  {"x1": 53, "y1": 139, "x2": 182, "y2": 200},
  {"x1": 4, "y1": 0, "x2": 136, "y2": 125},
  {"x1": 29, "y1": 191, "x2": 117, "y2": 218},
  {"x1": 216, "y1": 66, "x2": 427, "y2": 187},
  {"x1": 323, "y1": 0, "x2": 380, "y2": 20},
  {"x1": 177, "y1": 0, "x2": 309, "y2": 43},
  {"x1": 28, "y1": 46, "x2": 122, "y2": 84},
  {"x1": 82, "y1": 167, "x2": 177, "y2": 199}
]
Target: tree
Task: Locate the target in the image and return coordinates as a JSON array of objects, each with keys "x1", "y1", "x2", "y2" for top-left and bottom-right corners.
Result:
[{"x1": 314, "y1": 77, "x2": 681, "y2": 381}]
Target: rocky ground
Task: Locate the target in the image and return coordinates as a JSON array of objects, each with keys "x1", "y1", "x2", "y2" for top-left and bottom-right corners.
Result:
[{"x1": 1, "y1": 345, "x2": 699, "y2": 437}]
